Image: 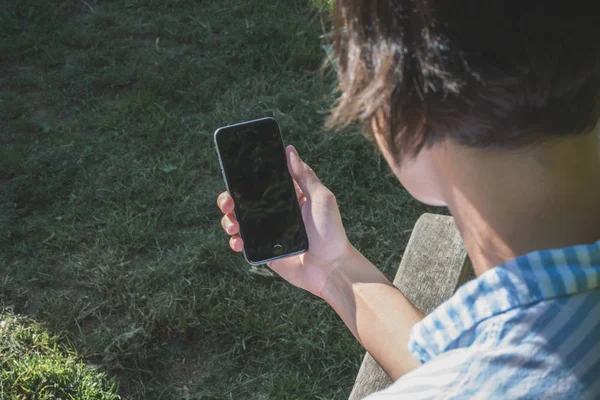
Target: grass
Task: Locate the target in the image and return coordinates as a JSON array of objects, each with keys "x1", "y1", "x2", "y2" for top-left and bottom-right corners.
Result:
[
  {"x1": 0, "y1": 312, "x2": 119, "y2": 399},
  {"x1": 0, "y1": 0, "x2": 435, "y2": 398}
]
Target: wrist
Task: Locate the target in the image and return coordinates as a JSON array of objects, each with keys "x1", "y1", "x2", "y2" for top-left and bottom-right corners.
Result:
[
  {"x1": 319, "y1": 246, "x2": 392, "y2": 305},
  {"x1": 318, "y1": 246, "x2": 357, "y2": 303}
]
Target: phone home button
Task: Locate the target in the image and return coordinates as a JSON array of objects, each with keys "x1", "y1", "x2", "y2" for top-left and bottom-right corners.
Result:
[{"x1": 273, "y1": 244, "x2": 283, "y2": 256}]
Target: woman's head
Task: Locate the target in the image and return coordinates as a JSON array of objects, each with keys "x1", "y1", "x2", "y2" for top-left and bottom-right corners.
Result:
[{"x1": 327, "y1": 0, "x2": 600, "y2": 203}]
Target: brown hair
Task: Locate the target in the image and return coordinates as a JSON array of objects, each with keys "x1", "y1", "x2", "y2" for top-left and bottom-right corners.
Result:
[{"x1": 327, "y1": 0, "x2": 600, "y2": 159}]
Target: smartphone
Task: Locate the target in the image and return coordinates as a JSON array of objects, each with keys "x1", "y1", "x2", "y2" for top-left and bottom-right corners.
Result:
[{"x1": 214, "y1": 117, "x2": 309, "y2": 265}]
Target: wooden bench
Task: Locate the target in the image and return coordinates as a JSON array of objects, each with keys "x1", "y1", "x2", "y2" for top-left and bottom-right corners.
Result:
[{"x1": 348, "y1": 213, "x2": 472, "y2": 400}]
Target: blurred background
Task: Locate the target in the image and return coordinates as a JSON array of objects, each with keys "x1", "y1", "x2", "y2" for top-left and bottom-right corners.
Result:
[{"x1": 0, "y1": 0, "x2": 436, "y2": 398}]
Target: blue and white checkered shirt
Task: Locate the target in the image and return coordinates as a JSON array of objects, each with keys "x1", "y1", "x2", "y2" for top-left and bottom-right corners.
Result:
[{"x1": 366, "y1": 241, "x2": 600, "y2": 399}]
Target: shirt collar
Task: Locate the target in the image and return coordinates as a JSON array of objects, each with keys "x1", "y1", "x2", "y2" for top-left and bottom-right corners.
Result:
[{"x1": 408, "y1": 240, "x2": 600, "y2": 364}]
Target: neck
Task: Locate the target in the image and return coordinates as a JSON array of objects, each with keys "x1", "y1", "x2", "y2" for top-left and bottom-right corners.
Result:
[{"x1": 436, "y1": 132, "x2": 600, "y2": 275}]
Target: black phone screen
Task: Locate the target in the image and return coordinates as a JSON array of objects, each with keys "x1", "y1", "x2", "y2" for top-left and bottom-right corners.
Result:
[{"x1": 215, "y1": 118, "x2": 308, "y2": 264}]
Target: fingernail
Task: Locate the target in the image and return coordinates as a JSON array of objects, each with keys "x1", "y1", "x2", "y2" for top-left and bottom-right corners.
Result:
[{"x1": 289, "y1": 145, "x2": 300, "y2": 158}]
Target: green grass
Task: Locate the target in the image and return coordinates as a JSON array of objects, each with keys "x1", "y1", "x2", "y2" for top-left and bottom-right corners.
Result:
[
  {"x1": 0, "y1": 0, "x2": 435, "y2": 398},
  {"x1": 0, "y1": 312, "x2": 119, "y2": 399}
]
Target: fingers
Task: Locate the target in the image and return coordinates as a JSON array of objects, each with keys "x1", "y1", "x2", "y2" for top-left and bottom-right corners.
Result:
[
  {"x1": 217, "y1": 191, "x2": 234, "y2": 214},
  {"x1": 286, "y1": 145, "x2": 322, "y2": 199},
  {"x1": 218, "y1": 192, "x2": 239, "y2": 235},
  {"x1": 218, "y1": 192, "x2": 243, "y2": 252},
  {"x1": 221, "y1": 213, "x2": 239, "y2": 235},
  {"x1": 229, "y1": 236, "x2": 243, "y2": 252}
]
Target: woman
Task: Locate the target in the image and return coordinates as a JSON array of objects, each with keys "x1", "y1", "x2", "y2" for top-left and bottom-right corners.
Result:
[{"x1": 218, "y1": 1, "x2": 600, "y2": 398}]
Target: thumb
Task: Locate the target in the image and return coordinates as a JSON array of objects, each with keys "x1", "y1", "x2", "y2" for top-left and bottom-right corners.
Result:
[{"x1": 286, "y1": 145, "x2": 322, "y2": 199}]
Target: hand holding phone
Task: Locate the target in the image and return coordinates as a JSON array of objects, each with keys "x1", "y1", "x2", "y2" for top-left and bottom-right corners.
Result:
[{"x1": 216, "y1": 121, "x2": 352, "y2": 297}]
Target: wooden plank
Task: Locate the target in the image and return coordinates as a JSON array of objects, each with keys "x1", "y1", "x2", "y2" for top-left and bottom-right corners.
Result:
[{"x1": 348, "y1": 213, "x2": 471, "y2": 400}]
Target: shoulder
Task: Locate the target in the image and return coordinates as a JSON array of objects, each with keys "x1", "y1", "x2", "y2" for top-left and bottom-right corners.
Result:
[
  {"x1": 451, "y1": 290, "x2": 600, "y2": 399},
  {"x1": 367, "y1": 290, "x2": 600, "y2": 399}
]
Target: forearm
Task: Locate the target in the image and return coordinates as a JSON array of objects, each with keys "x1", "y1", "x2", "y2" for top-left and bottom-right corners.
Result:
[{"x1": 322, "y1": 247, "x2": 424, "y2": 380}]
